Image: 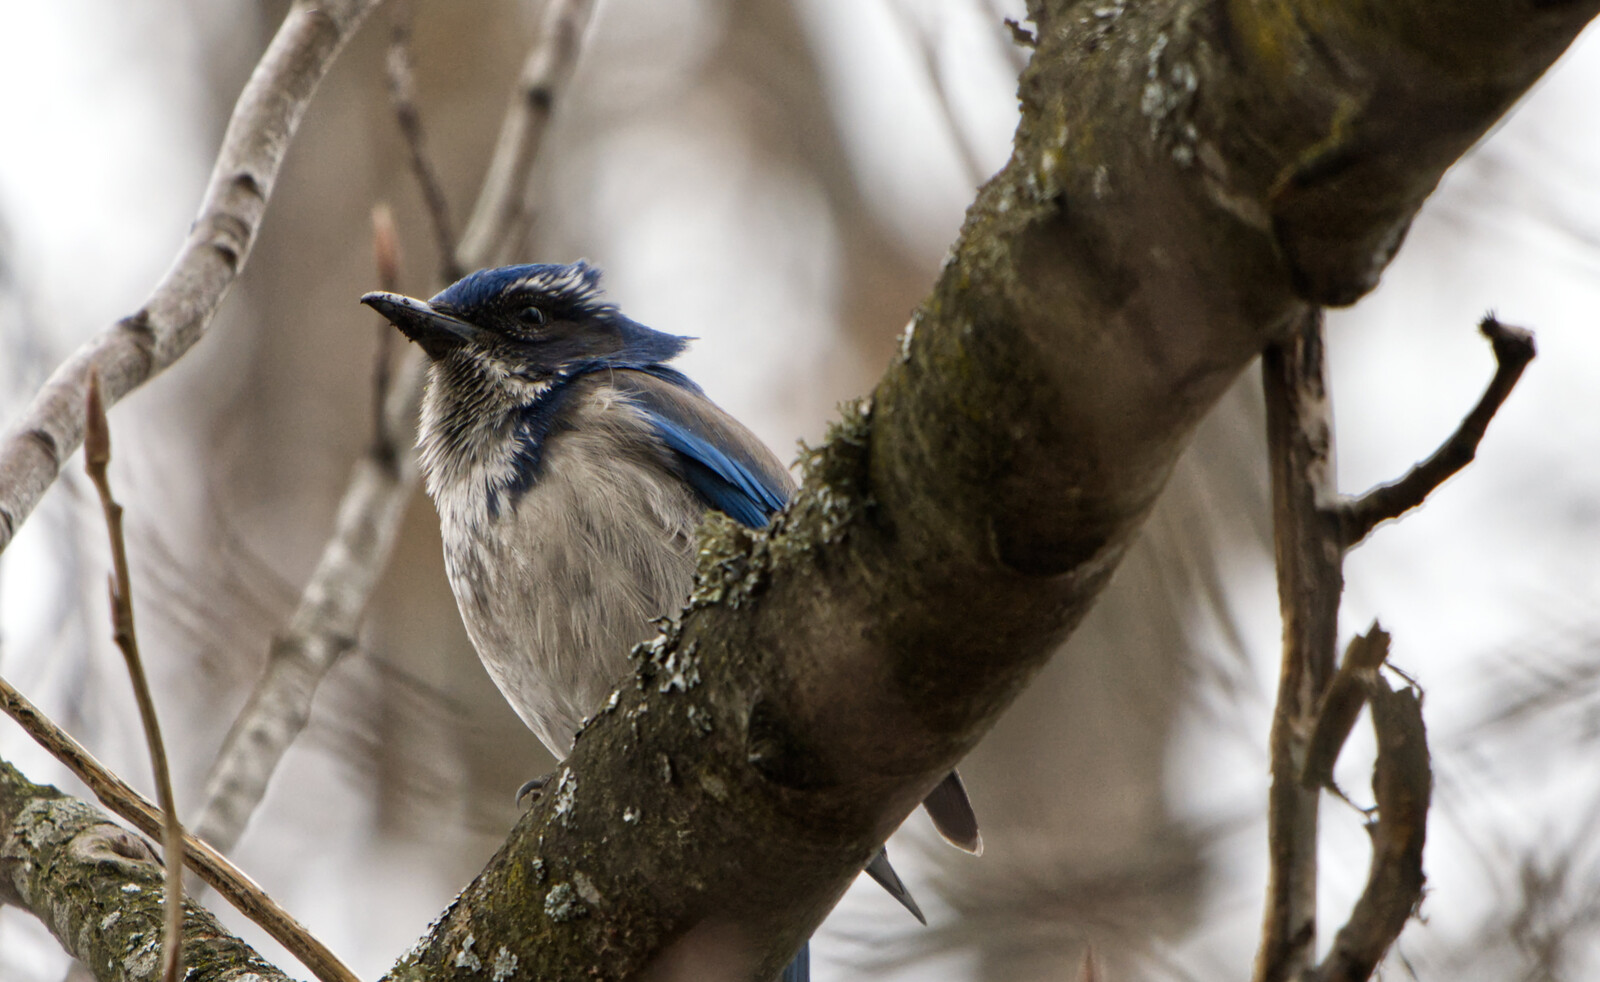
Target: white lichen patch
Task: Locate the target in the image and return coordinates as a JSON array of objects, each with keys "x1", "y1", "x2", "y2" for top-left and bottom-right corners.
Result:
[
  {"x1": 120, "y1": 884, "x2": 141, "y2": 894},
  {"x1": 454, "y1": 934, "x2": 483, "y2": 972},
  {"x1": 490, "y1": 947, "x2": 518, "y2": 982},
  {"x1": 656, "y1": 643, "x2": 701, "y2": 694},
  {"x1": 898, "y1": 316, "x2": 918, "y2": 364},
  {"x1": 1139, "y1": 30, "x2": 1201, "y2": 166},
  {"x1": 544, "y1": 882, "x2": 589, "y2": 922},
  {"x1": 573, "y1": 871, "x2": 604, "y2": 906},
  {"x1": 552, "y1": 769, "x2": 578, "y2": 826}
]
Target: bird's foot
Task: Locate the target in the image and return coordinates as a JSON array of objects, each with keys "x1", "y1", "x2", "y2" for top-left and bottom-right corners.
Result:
[{"x1": 516, "y1": 774, "x2": 550, "y2": 807}]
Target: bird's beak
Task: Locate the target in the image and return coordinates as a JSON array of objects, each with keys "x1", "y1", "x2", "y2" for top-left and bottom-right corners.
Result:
[{"x1": 360, "y1": 291, "x2": 484, "y2": 358}]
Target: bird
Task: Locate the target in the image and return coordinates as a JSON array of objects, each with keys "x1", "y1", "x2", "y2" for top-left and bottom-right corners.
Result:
[{"x1": 362, "y1": 261, "x2": 980, "y2": 979}]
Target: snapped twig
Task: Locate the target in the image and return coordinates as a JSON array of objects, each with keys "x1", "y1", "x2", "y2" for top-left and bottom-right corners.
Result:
[
  {"x1": 83, "y1": 375, "x2": 184, "y2": 982},
  {"x1": 1336, "y1": 316, "x2": 1535, "y2": 547},
  {"x1": 1307, "y1": 678, "x2": 1430, "y2": 982},
  {"x1": 1302, "y1": 624, "x2": 1392, "y2": 793},
  {"x1": 0, "y1": 676, "x2": 359, "y2": 982},
  {"x1": 1256, "y1": 307, "x2": 1516, "y2": 982}
]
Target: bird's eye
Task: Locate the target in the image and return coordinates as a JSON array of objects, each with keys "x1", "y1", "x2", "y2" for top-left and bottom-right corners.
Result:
[{"x1": 518, "y1": 306, "x2": 547, "y2": 327}]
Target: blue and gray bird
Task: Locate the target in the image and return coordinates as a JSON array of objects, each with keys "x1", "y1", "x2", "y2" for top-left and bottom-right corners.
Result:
[{"x1": 362, "y1": 262, "x2": 979, "y2": 976}]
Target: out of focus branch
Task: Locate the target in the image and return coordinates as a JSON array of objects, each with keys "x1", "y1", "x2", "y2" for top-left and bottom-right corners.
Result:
[
  {"x1": 83, "y1": 375, "x2": 184, "y2": 982},
  {"x1": 386, "y1": 1, "x2": 464, "y2": 284},
  {"x1": 0, "y1": 678, "x2": 358, "y2": 982},
  {"x1": 455, "y1": 0, "x2": 596, "y2": 269},
  {"x1": 0, "y1": 0, "x2": 386, "y2": 557},
  {"x1": 1336, "y1": 316, "x2": 1536, "y2": 547},
  {"x1": 192, "y1": 0, "x2": 598, "y2": 859}
]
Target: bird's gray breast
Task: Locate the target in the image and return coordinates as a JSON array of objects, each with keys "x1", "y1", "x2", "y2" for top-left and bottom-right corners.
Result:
[{"x1": 437, "y1": 388, "x2": 704, "y2": 758}]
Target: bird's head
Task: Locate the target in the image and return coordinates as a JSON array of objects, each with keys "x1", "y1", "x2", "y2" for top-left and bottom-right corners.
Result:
[{"x1": 361, "y1": 261, "x2": 689, "y2": 395}]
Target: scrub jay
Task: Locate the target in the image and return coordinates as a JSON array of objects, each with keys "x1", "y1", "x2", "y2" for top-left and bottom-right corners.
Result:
[{"x1": 363, "y1": 262, "x2": 979, "y2": 978}]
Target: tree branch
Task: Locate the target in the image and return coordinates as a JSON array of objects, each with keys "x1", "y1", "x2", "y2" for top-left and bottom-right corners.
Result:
[
  {"x1": 453, "y1": 0, "x2": 595, "y2": 270},
  {"x1": 1335, "y1": 315, "x2": 1536, "y2": 547},
  {"x1": 1257, "y1": 309, "x2": 1342, "y2": 982},
  {"x1": 0, "y1": 0, "x2": 386, "y2": 557},
  {"x1": 0, "y1": 676, "x2": 358, "y2": 982},
  {"x1": 0, "y1": 759, "x2": 295, "y2": 982},
  {"x1": 386, "y1": 0, "x2": 464, "y2": 284},
  {"x1": 1307, "y1": 677, "x2": 1430, "y2": 982},
  {"x1": 382, "y1": 1, "x2": 1600, "y2": 977}
]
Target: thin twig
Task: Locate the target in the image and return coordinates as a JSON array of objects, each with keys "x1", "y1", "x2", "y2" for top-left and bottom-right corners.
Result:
[
  {"x1": 455, "y1": 0, "x2": 597, "y2": 269},
  {"x1": 386, "y1": 0, "x2": 464, "y2": 283},
  {"x1": 0, "y1": 674, "x2": 359, "y2": 982},
  {"x1": 1336, "y1": 315, "x2": 1536, "y2": 547},
  {"x1": 1255, "y1": 307, "x2": 1342, "y2": 982},
  {"x1": 82, "y1": 375, "x2": 184, "y2": 982},
  {"x1": 1306, "y1": 676, "x2": 1430, "y2": 982},
  {"x1": 0, "y1": 0, "x2": 386, "y2": 558}
]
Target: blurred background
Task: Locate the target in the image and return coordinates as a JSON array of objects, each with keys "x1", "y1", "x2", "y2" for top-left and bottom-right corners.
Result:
[{"x1": 1, "y1": 1, "x2": 1598, "y2": 980}]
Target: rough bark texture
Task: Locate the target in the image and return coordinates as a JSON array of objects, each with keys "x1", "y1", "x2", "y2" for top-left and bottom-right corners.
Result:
[
  {"x1": 0, "y1": 762, "x2": 290, "y2": 982},
  {"x1": 384, "y1": 0, "x2": 1599, "y2": 979}
]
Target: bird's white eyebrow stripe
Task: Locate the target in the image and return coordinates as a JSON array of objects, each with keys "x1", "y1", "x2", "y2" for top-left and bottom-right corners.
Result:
[{"x1": 506, "y1": 269, "x2": 600, "y2": 302}]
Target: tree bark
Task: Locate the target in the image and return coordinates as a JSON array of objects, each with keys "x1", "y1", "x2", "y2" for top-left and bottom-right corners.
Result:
[{"x1": 0, "y1": 762, "x2": 293, "y2": 982}]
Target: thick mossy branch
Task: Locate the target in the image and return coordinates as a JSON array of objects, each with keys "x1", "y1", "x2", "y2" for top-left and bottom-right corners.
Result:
[
  {"x1": 0, "y1": 761, "x2": 290, "y2": 982},
  {"x1": 393, "y1": 0, "x2": 1597, "y2": 978}
]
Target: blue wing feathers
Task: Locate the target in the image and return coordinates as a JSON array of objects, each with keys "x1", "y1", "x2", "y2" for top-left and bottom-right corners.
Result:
[{"x1": 617, "y1": 369, "x2": 794, "y2": 529}]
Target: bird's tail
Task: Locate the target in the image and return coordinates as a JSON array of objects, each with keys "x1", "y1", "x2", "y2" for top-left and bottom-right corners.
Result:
[{"x1": 864, "y1": 848, "x2": 927, "y2": 925}]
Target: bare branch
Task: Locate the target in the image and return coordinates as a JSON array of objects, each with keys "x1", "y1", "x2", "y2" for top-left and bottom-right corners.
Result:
[
  {"x1": 191, "y1": 349, "x2": 423, "y2": 856},
  {"x1": 0, "y1": 759, "x2": 298, "y2": 982},
  {"x1": 1302, "y1": 623, "x2": 1391, "y2": 792},
  {"x1": 386, "y1": 0, "x2": 464, "y2": 283},
  {"x1": 0, "y1": 0, "x2": 386, "y2": 557},
  {"x1": 0, "y1": 676, "x2": 359, "y2": 982},
  {"x1": 1336, "y1": 316, "x2": 1536, "y2": 547},
  {"x1": 1307, "y1": 677, "x2": 1430, "y2": 982},
  {"x1": 83, "y1": 375, "x2": 184, "y2": 982},
  {"x1": 454, "y1": 0, "x2": 596, "y2": 269},
  {"x1": 1256, "y1": 308, "x2": 1342, "y2": 982}
]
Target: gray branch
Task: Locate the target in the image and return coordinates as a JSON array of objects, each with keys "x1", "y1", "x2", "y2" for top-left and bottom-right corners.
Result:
[{"x1": 0, "y1": 0, "x2": 386, "y2": 557}]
